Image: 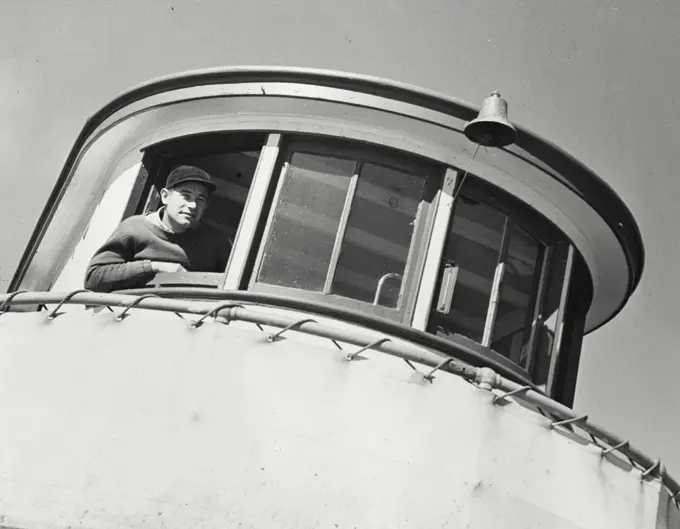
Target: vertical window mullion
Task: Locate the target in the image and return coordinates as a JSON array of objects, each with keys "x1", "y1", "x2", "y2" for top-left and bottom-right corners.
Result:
[
  {"x1": 395, "y1": 183, "x2": 425, "y2": 310},
  {"x1": 323, "y1": 161, "x2": 362, "y2": 294},
  {"x1": 223, "y1": 133, "x2": 282, "y2": 290},
  {"x1": 546, "y1": 244, "x2": 575, "y2": 394},
  {"x1": 523, "y1": 246, "x2": 552, "y2": 373},
  {"x1": 411, "y1": 168, "x2": 459, "y2": 330},
  {"x1": 482, "y1": 217, "x2": 512, "y2": 347}
]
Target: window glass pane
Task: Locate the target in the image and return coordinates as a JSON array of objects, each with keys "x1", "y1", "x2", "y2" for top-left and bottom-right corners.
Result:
[
  {"x1": 490, "y1": 224, "x2": 543, "y2": 365},
  {"x1": 430, "y1": 197, "x2": 507, "y2": 342},
  {"x1": 532, "y1": 242, "x2": 570, "y2": 386},
  {"x1": 257, "y1": 153, "x2": 356, "y2": 291},
  {"x1": 332, "y1": 163, "x2": 425, "y2": 308}
]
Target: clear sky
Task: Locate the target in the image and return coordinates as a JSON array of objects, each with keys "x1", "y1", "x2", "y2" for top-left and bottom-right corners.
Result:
[{"x1": 1, "y1": 0, "x2": 678, "y2": 471}]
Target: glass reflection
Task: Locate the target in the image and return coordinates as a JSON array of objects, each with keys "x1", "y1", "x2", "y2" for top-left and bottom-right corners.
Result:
[
  {"x1": 256, "y1": 150, "x2": 428, "y2": 312},
  {"x1": 531, "y1": 242, "x2": 570, "y2": 386},
  {"x1": 332, "y1": 163, "x2": 424, "y2": 308},
  {"x1": 490, "y1": 223, "x2": 543, "y2": 365},
  {"x1": 257, "y1": 153, "x2": 356, "y2": 290},
  {"x1": 430, "y1": 197, "x2": 507, "y2": 342}
]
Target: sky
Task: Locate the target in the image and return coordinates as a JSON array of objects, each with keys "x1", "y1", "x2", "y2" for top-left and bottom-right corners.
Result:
[{"x1": 1, "y1": 0, "x2": 679, "y2": 472}]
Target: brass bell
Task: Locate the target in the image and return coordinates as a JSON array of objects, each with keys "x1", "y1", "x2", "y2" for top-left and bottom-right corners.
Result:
[{"x1": 464, "y1": 90, "x2": 517, "y2": 147}]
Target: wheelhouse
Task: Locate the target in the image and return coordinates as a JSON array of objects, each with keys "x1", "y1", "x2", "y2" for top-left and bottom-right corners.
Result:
[{"x1": 9, "y1": 67, "x2": 643, "y2": 406}]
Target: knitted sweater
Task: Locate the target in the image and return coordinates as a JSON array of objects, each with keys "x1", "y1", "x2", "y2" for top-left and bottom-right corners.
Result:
[{"x1": 84, "y1": 215, "x2": 230, "y2": 292}]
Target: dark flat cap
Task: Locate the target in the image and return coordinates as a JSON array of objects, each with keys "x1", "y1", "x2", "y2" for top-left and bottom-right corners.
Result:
[{"x1": 165, "y1": 165, "x2": 217, "y2": 192}]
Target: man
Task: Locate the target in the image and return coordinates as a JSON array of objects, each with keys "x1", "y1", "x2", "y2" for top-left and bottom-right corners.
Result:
[{"x1": 85, "y1": 165, "x2": 230, "y2": 292}]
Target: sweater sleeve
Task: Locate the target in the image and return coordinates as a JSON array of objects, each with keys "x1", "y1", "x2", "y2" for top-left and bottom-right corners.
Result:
[{"x1": 84, "y1": 221, "x2": 156, "y2": 293}]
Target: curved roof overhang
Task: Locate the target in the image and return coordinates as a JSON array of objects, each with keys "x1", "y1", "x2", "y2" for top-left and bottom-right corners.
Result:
[{"x1": 11, "y1": 66, "x2": 644, "y2": 333}]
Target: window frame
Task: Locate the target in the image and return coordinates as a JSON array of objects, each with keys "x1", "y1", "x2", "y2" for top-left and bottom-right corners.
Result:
[
  {"x1": 246, "y1": 137, "x2": 443, "y2": 324},
  {"x1": 411, "y1": 167, "x2": 461, "y2": 330},
  {"x1": 547, "y1": 248, "x2": 592, "y2": 405},
  {"x1": 115, "y1": 132, "x2": 269, "y2": 287},
  {"x1": 484, "y1": 218, "x2": 548, "y2": 367},
  {"x1": 545, "y1": 243, "x2": 575, "y2": 392},
  {"x1": 523, "y1": 246, "x2": 553, "y2": 374}
]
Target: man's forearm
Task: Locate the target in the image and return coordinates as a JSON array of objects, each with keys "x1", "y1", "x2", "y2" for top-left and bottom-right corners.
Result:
[{"x1": 85, "y1": 260, "x2": 155, "y2": 293}]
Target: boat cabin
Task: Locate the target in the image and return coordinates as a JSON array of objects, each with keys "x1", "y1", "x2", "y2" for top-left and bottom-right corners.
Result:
[{"x1": 9, "y1": 67, "x2": 644, "y2": 406}]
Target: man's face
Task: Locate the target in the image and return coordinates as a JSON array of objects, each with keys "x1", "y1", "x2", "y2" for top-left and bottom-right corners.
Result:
[{"x1": 160, "y1": 182, "x2": 211, "y2": 232}]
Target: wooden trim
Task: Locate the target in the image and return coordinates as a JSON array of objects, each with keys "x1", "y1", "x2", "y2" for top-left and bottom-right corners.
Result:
[
  {"x1": 324, "y1": 162, "x2": 361, "y2": 293},
  {"x1": 411, "y1": 168, "x2": 459, "y2": 329},
  {"x1": 400, "y1": 171, "x2": 441, "y2": 321},
  {"x1": 546, "y1": 244, "x2": 575, "y2": 394},
  {"x1": 222, "y1": 133, "x2": 282, "y2": 290},
  {"x1": 524, "y1": 246, "x2": 553, "y2": 373}
]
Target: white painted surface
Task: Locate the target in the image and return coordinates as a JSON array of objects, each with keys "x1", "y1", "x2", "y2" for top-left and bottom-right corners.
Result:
[
  {"x1": 19, "y1": 118, "x2": 145, "y2": 291},
  {"x1": 0, "y1": 309, "x2": 665, "y2": 528},
  {"x1": 51, "y1": 163, "x2": 141, "y2": 292}
]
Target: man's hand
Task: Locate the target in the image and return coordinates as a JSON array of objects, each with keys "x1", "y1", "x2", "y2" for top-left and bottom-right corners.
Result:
[{"x1": 150, "y1": 261, "x2": 187, "y2": 274}]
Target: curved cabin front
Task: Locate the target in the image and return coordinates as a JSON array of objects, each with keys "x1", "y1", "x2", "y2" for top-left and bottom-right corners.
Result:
[{"x1": 1, "y1": 67, "x2": 676, "y2": 529}]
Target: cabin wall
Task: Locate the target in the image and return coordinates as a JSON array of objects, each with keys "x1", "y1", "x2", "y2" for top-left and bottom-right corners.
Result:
[
  {"x1": 0, "y1": 307, "x2": 662, "y2": 529},
  {"x1": 17, "y1": 90, "x2": 629, "y2": 331}
]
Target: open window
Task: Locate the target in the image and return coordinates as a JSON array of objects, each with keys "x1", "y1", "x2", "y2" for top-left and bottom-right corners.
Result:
[
  {"x1": 46, "y1": 132, "x2": 266, "y2": 292},
  {"x1": 247, "y1": 138, "x2": 442, "y2": 322},
  {"x1": 116, "y1": 132, "x2": 267, "y2": 288}
]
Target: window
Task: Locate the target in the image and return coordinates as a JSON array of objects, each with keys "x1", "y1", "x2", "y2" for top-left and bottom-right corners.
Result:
[
  {"x1": 256, "y1": 152, "x2": 356, "y2": 291},
  {"x1": 530, "y1": 242, "x2": 571, "y2": 386},
  {"x1": 490, "y1": 222, "x2": 544, "y2": 365},
  {"x1": 547, "y1": 250, "x2": 592, "y2": 405},
  {"x1": 429, "y1": 196, "x2": 508, "y2": 342},
  {"x1": 250, "y1": 140, "x2": 440, "y2": 321},
  {"x1": 428, "y1": 178, "x2": 568, "y2": 378},
  {"x1": 129, "y1": 132, "x2": 266, "y2": 287}
]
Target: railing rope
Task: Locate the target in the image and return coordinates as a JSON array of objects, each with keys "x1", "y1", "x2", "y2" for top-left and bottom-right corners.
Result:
[
  {"x1": 47, "y1": 289, "x2": 91, "y2": 320},
  {"x1": 346, "y1": 337, "x2": 391, "y2": 360},
  {"x1": 601, "y1": 440, "x2": 629, "y2": 457},
  {"x1": 116, "y1": 294, "x2": 160, "y2": 321},
  {"x1": 267, "y1": 318, "x2": 317, "y2": 342},
  {"x1": 550, "y1": 415, "x2": 588, "y2": 429},
  {"x1": 492, "y1": 385, "x2": 532, "y2": 404},
  {"x1": 0, "y1": 290, "x2": 28, "y2": 315}
]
